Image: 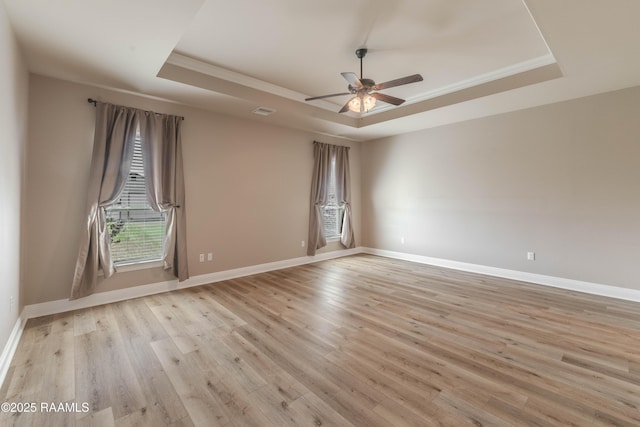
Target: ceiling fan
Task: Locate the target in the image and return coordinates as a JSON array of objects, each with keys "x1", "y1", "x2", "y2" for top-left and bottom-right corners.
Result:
[{"x1": 305, "y1": 48, "x2": 423, "y2": 114}]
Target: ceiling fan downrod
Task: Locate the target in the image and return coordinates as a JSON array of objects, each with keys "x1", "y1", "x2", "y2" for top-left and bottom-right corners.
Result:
[{"x1": 355, "y1": 48, "x2": 367, "y2": 79}]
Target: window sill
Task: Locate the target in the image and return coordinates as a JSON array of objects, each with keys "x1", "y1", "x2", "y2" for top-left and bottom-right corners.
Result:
[
  {"x1": 98, "y1": 259, "x2": 164, "y2": 276},
  {"x1": 116, "y1": 260, "x2": 164, "y2": 273}
]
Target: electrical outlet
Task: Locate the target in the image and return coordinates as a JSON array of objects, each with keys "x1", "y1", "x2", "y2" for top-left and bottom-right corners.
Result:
[
  {"x1": 527, "y1": 251, "x2": 535, "y2": 261},
  {"x1": 199, "y1": 253, "x2": 205, "y2": 262},
  {"x1": 301, "y1": 240, "x2": 305, "y2": 247},
  {"x1": 400, "y1": 236, "x2": 405, "y2": 244},
  {"x1": 207, "y1": 253, "x2": 213, "y2": 261},
  {"x1": 10, "y1": 296, "x2": 15, "y2": 313}
]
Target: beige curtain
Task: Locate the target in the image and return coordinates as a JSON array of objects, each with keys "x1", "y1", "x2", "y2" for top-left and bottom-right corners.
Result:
[
  {"x1": 71, "y1": 101, "x2": 189, "y2": 300},
  {"x1": 307, "y1": 141, "x2": 356, "y2": 255},
  {"x1": 139, "y1": 112, "x2": 189, "y2": 281},
  {"x1": 308, "y1": 142, "x2": 331, "y2": 255},
  {"x1": 334, "y1": 145, "x2": 356, "y2": 249},
  {"x1": 70, "y1": 102, "x2": 140, "y2": 299}
]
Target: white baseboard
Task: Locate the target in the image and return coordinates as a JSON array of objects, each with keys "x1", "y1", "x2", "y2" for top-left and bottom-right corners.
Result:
[
  {"x1": 362, "y1": 247, "x2": 640, "y2": 303},
  {"x1": 0, "y1": 313, "x2": 26, "y2": 390},
  {"x1": 22, "y1": 246, "x2": 640, "y2": 320},
  {"x1": 23, "y1": 247, "x2": 362, "y2": 320}
]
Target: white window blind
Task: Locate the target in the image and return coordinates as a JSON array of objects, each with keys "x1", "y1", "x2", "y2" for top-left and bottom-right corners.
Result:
[
  {"x1": 321, "y1": 155, "x2": 344, "y2": 239},
  {"x1": 104, "y1": 136, "x2": 166, "y2": 265}
]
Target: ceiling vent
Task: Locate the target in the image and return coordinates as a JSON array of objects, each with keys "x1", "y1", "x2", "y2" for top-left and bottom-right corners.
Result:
[{"x1": 252, "y1": 107, "x2": 276, "y2": 116}]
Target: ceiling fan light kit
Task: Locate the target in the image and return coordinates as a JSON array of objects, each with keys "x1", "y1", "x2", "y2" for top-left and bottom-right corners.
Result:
[
  {"x1": 348, "y1": 96, "x2": 362, "y2": 112},
  {"x1": 305, "y1": 48, "x2": 423, "y2": 114},
  {"x1": 348, "y1": 93, "x2": 376, "y2": 113}
]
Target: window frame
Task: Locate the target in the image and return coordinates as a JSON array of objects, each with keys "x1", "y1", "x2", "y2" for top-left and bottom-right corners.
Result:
[
  {"x1": 319, "y1": 153, "x2": 344, "y2": 240},
  {"x1": 103, "y1": 133, "x2": 167, "y2": 267}
]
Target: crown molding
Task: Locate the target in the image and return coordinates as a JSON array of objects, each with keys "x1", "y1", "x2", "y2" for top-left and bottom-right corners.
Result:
[{"x1": 165, "y1": 52, "x2": 558, "y2": 120}]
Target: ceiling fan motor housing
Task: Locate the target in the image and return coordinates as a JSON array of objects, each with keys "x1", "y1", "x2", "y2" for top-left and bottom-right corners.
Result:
[
  {"x1": 355, "y1": 48, "x2": 368, "y2": 59},
  {"x1": 349, "y1": 79, "x2": 375, "y2": 91}
]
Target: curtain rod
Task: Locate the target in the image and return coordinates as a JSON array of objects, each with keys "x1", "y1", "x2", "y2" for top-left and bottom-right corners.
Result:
[{"x1": 87, "y1": 98, "x2": 184, "y2": 120}]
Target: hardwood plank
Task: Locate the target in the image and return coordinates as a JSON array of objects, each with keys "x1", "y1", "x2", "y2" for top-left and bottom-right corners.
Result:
[
  {"x1": 243, "y1": 384, "x2": 304, "y2": 427},
  {"x1": 77, "y1": 407, "x2": 115, "y2": 427},
  {"x1": 372, "y1": 398, "x2": 439, "y2": 427},
  {"x1": 40, "y1": 323, "x2": 75, "y2": 403},
  {"x1": 219, "y1": 330, "x2": 307, "y2": 402},
  {"x1": 148, "y1": 303, "x2": 202, "y2": 355},
  {"x1": 74, "y1": 329, "x2": 112, "y2": 416},
  {"x1": 5, "y1": 317, "x2": 53, "y2": 398},
  {"x1": 109, "y1": 298, "x2": 168, "y2": 342},
  {"x1": 201, "y1": 373, "x2": 267, "y2": 427},
  {"x1": 285, "y1": 393, "x2": 355, "y2": 427},
  {"x1": 119, "y1": 336, "x2": 190, "y2": 425},
  {"x1": 75, "y1": 306, "x2": 147, "y2": 419},
  {"x1": 150, "y1": 338, "x2": 230, "y2": 426},
  {"x1": 187, "y1": 330, "x2": 267, "y2": 394},
  {"x1": 433, "y1": 391, "x2": 514, "y2": 427},
  {"x1": 74, "y1": 308, "x2": 96, "y2": 337}
]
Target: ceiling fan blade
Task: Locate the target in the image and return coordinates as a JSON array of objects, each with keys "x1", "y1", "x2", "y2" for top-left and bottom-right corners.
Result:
[
  {"x1": 338, "y1": 99, "x2": 352, "y2": 113},
  {"x1": 372, "y1": 74, "x2": 423, "y2": 90},
  {"x1": 305, "y1": 92, "x2": 351, "y2": 101},
  {"x1": 341, "y1": 72, "x2": 363, "y2": 89},
  {"x1": 371, "y1": 92, "x2": 405, "y2": 106}
]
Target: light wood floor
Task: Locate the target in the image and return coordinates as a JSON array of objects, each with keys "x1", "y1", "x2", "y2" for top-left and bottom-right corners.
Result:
[{"x1": 2, "y1": 254, "x2": 640, "y2": 426}]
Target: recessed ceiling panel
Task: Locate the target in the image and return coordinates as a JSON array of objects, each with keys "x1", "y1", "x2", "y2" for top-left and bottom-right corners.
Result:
[{"x1": 172, "y1": 0, "x2": 552, "y2": 115}]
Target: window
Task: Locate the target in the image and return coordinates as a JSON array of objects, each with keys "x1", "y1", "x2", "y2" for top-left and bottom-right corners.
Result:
[
  {"x1": 320, "y1": 154, "x2": 343, "y2": 239},
  {"x1": 104, "y1": 135, "x2": 166, "y2": 265}
]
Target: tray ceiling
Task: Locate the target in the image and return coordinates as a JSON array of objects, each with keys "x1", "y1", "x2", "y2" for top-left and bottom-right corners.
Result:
[{"x1": 4, "y1": 0, "x2": 640, "y2": 140}]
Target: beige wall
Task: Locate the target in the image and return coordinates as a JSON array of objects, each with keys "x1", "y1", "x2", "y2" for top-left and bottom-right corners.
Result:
[
  {"x1": 362, "y1": 86, "x2": 640, "y2": 290},
  {"x1": 22, "y1": 71, "x2": 640, "y2": 306},
  {"x1": 23, "y1": 75, "x2": 361, "y2": 305},
  {"x1": 0, "y1": 3, "x2": 28, "y2": 348}
]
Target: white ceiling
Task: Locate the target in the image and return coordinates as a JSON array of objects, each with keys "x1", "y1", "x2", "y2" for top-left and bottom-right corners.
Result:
[{"x1": 4, "y1": 0, "x2": 640, "y2": 141}]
